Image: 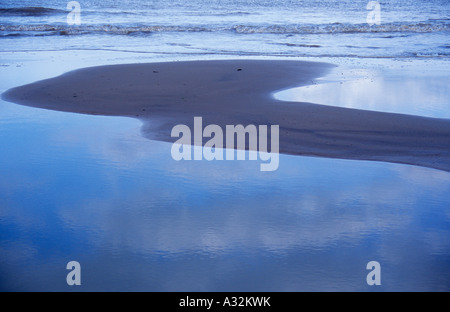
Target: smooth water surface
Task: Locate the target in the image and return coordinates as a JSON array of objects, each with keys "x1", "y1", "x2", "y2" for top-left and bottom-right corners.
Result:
[{"x1": 276, "y1": 62, "x2": 450, "y2": 118}]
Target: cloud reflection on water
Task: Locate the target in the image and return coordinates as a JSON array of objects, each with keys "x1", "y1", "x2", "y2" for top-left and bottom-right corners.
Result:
[{"x1": 1, "y1": 101, "x2": 450, "y2": 291}]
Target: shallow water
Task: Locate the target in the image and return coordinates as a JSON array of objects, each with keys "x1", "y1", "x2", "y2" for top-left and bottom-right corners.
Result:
[
  {"x1": 1, "y1": 76, "x2": 450, "y2": 291},
  {"x1": 276, "y1": 63, "x2": 450, "y2": 118}
]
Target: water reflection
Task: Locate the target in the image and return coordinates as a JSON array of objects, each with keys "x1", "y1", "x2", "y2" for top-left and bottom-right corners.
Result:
[
  {"x1": 275, "y1": 67, "x2": 450, "y2": 119},
  {"x1": 1, "y1": 101, "x2": 450, "y2": 291}
]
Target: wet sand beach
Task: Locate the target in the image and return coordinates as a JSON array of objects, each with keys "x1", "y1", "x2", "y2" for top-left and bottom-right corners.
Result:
[{"x1": 2, "y1": 59, "x2": 450, "y2": 172}]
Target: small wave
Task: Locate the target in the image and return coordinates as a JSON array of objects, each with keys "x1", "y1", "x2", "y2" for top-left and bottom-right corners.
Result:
[
  {"x1": 0, "y1": 24, "x2": 214, "y2": 36},
  {"x1": 381, "y1": 34, "x2": 410, "y2": 38},
  {"x1": 428, "y1": 18, "x2": 450, "y2": 22},
  {"x1": 0, "y1": 7, "x2": 67, "y2": 16},
  {"x1": 0, "y1": 33, "x2": 25, "y2": 38},
  {"x1": 284, "y1": 43, "x2": 321, "y2": 48},
  {"x1": 232, "y1": 22, "x2": 450, "y2": 34},
  {"x1": 0, "y1": 21, "x2": 448, "y2": 37},
  {"x1": 209, "y1": 11, "x2": 253, "y2": 17}
]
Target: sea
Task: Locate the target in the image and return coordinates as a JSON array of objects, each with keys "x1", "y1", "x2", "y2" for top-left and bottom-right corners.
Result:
[
  {"x1": 0, "y1": 0, "x2": 449, "y2": 291},
  {"x1": 0, "y1": 0, "x2": 449, "y2": 58}
]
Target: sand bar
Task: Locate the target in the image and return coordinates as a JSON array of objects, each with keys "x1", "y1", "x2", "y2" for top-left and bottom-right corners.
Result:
[{"x1": 2, "y1": 60, "x2": 450, "y2": 172}]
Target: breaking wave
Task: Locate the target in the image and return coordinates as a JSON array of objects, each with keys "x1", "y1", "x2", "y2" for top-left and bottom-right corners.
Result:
[
  {"x1": 0, "y1": 7, "x2": 67, "y2": 16},
  {"x1": 0, "y1": 21, "x2": 449, "y2": 37}
]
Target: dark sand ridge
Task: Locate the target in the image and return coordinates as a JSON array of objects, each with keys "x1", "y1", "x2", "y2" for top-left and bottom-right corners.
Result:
[{"x1": 2, "y1": 60, "x2": 450, "y2": 172}]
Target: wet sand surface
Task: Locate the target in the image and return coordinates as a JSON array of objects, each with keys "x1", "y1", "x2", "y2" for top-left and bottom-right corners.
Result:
[{"x1": 2, "y1": 59, "x2": 450, "y2": 172}]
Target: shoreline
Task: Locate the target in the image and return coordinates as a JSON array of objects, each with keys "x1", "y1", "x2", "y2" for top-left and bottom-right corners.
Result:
[{"x1": 2, "y1": 59, "x2": 450, "y2": 172}]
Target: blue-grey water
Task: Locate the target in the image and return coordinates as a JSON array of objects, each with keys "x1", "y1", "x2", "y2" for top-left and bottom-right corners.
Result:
[
  {"x1": 1, "y1": 0, "x2": 449, "y2": 58},
  {"x1": 0, "y1": 0, "x2": 450, "y2": 291}
]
